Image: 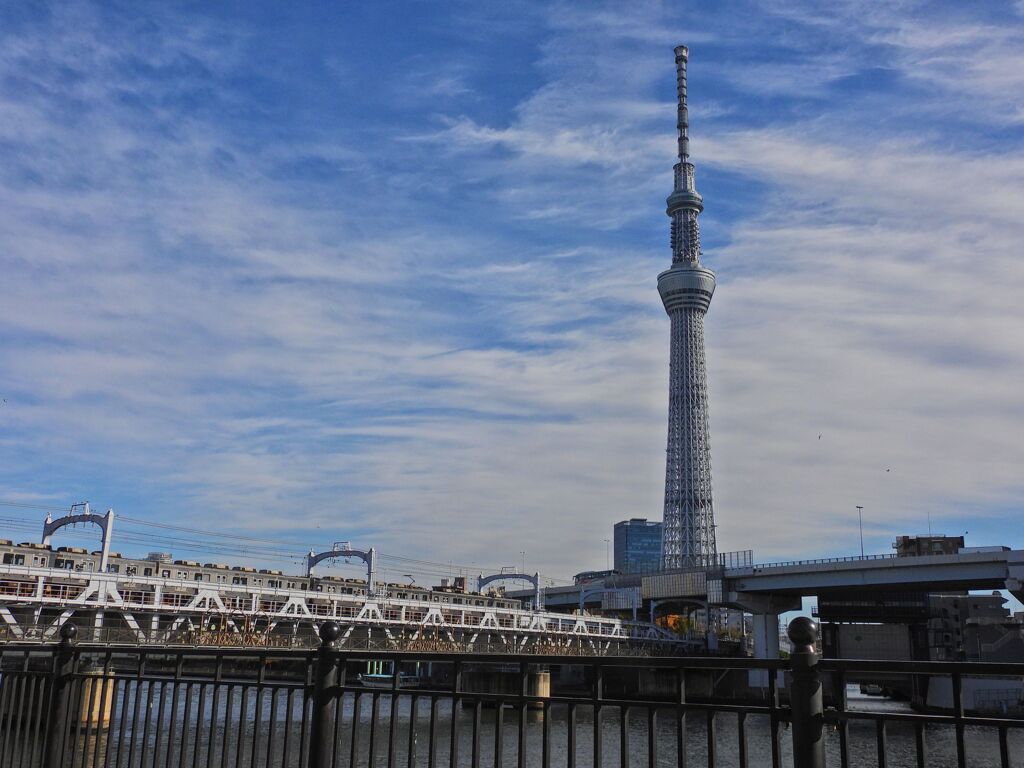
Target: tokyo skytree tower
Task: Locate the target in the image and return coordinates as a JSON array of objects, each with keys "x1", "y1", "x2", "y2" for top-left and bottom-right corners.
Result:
[{"x1": 659, "y1": 46, "x2": 717, "y2": 570}]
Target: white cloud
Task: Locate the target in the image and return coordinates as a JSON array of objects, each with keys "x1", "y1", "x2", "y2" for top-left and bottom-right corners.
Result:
[{"x1": 1, "y1": 1, "x2": 1022, "y2": 582}]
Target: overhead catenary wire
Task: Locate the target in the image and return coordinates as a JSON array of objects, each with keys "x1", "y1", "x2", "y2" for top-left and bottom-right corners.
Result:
[{"x1": 0, "y1": 499, "x2": 572, "y2": 584}]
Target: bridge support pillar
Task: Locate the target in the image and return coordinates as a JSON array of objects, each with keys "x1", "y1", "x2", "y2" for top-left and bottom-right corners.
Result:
[{"x1": 726, "y1": 591, "x2": 799, "y2": 689}]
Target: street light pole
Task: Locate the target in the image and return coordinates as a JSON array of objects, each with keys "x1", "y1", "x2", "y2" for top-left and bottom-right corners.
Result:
[
  {"x1": 856, "y1": 506, "x2": 864, "y2": 558},
  {"x1": 604, "y1": 539, "x2": 610, "y2": 571}
]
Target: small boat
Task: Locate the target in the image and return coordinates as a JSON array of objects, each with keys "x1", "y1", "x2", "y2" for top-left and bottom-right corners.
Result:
[{"x1": 358, "y1": 673, "x2": 421, "y2": 689}]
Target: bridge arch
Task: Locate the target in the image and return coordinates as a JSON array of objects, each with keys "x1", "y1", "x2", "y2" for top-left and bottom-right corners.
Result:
[
  {"x1": 41, "y1": 503, "x2": 114, "y2": 572},
  {"x1": 477, "y1": 572, "x2": 542, "y2": 610},
  {"x1": 307, "y1": 544, "x2": 377, "y2": 596}
]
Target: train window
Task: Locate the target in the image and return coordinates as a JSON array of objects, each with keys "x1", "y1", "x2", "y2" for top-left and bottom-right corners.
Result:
[
  {"x1": 161, "y1": 570, "x2": 170, "y2": 578},
  {"x1": 2, "y1": 554, "x2": 11, "y2": 564},
  {"x1": 106, "y1": 564, "x2": 119, "y2": 573},
  {"x1": 126, "y1": 566, "x2": 137, "y2": 577},
  {"x1": 143, "y1": 568, "x2": 153, "y2": 577},
  {"x1": 194, "y1": 573, "x2": 205, "y2": 582}
]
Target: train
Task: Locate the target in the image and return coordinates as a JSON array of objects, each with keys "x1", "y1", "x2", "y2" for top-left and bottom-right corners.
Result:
[{"x1": 0, "y1": 539, "x2": 521, "y2": 610}]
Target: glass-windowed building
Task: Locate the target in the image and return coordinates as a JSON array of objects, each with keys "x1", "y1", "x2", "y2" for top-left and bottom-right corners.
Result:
[{"x1": 613, "y1": 518, "x2": 663, "y2": 574}]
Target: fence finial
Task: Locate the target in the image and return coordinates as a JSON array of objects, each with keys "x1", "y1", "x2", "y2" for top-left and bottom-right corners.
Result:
[
  {"x1": 787, "y1": 616, "x2": 817, "y2": 653},
  {"x1": 319, "y1": 621, "x2": 340, "y2": 646},
  {"x1": 59, "y1": 622, "x2": 78, "y2": 645}
]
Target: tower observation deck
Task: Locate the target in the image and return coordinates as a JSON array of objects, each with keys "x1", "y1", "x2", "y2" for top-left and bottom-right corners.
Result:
[{"x1": 659, "y1": 46, "x2": 717, "y2": 569}]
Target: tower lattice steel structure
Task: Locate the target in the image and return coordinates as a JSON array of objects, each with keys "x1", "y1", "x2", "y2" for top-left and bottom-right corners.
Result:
[{"x1": 659, "y1": 45, "x2": 717, "y2": 570}]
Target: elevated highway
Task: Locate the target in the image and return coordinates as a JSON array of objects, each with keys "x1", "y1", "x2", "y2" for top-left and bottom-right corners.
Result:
[{"x1": 511, "y1": 548, "x2": 1024, "y2": 659}]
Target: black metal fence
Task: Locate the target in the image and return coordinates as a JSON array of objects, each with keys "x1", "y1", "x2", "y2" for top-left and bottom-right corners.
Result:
[{"x1": 0, "y1": 619, "x2": 1021, "y2": 768}]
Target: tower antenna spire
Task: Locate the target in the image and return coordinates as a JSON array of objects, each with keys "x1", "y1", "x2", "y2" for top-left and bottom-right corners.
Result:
[{"x1": 675, "y1": 45, "x2": 690, "y2": 164}]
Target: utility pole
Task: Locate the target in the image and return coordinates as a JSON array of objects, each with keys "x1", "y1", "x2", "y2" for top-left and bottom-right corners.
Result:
[
  {"x1": 604, "y1": 538, "x2": 610, "y2": 570},
  {"x1": 856, "y1": 506, "x2": 864, "y2": 558}
]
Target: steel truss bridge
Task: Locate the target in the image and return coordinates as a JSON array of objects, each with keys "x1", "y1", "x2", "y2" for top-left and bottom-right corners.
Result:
[{"x1": 0, "y1": 563, "x2": 677, "y2": 654}]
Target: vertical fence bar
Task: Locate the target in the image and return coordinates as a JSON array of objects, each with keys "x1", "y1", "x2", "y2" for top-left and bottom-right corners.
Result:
[
  {"x1": 518, "y1": 663, "x2": 527, "y2": 768},
  {"x1": 116, "y1": 657, "x2": 138, "y2": 768},
  {"x1": 567, "y1": 702, "x2": 577, "y2": 768},
  {"x1": 206, "y1": 659, "x2": 222, "y2": 768},
  {"x1": 620, "y1": 706, "x2": 629, "y2": 768},
  {"x1": 833, "y1": 669, "x2": 850, "y2": 768},
  {"x1": 195, "y1": 684, "x2": 209, "y2": 768},
  {"x1": 221, "y1": 685, "x2": 236, "y2": 768},
  {"x1": 93, "y1": 655, "x2": 115, "y2": 768},
  {"x1": 494, "y1": 698, "x2": 505, "y2": 768},
  {"x1": 181, "y1": 682, "x2": 195, "y2": 768},
  {"x1": 369, "y1": 693, "x2": 382, "y2": 768},
  {"x1": 450, "y1": 663, "x2": 462, "y2": 768},
  {"x1": 676, "y1": 667, "x2": 687, "y2": 768},
  {"x1": 350, "y1": 694, "x2": 363, "y2": 768},
  {"x1": 407, "y1": 695, "x2": 419, "y2": 768},
  {"x1": 153, "y1": 677, "x2": 169, "y2": 768},
  {"x1": 787, "y1": 619, "x2": 824, "y2": 768},
  {"x1": 875, "y1": 720, "x2": 887, "y2": 768},
  {"x1": 331, "y1": 687, "x2": 344, "y2": 768},
  {"x1": 4, "y1": 664, "x2": 21, "y2": 765},
  {"x1": 998, "y1": 726, "x2": 1010, "y2": 768},
  {"x1": 542, "y1": 701, "x2": 551, "y2": 768},
  {"x1": 914, "y1": 722, "x2": 927, "y2": 768},
  {"x1": 309, "y1": 623, "x2": 340, "y2": 768},
  {"x1": 251, "y1": 659, "x2": 266, "y2": 768},
  {"x1": 300, "y1": 679, "x2": 312, "y2": 768},
  {"x1": 78, "y1": 659, "x2": 102, "y2": 768},
  {"x1": 706, "y1": 711, "x2": 716, "y2": 768},
  {"x1": 428, "y1": 696, "x2": 438, "y2": 768},
  {"x1": 767, "y1": 663, "x2": 781, "y2": 768},
  {"x1": 471, "y1": 699, "x2": 482, "y2": 768},
  {"x1": 32, "y1": 673, "x2": 50, "y2": 768},
  {"x1": 593, "y1": 665, "x2": 602, "y2": 768},
  {"x1": 0, "y1": 657, "x2": 11, "y2": 761},
  {"x1": 952, "y1": 673, "x2": 966, "y2": 768},
  {"x1": 736, "y1": 711, "x2": 747, "y2": 768},
  {"x1": 17, "y1": 659, "x2": 36, "y2": 768},
  {"x1": 388, "y1": 663, "x2": 401, "y2": 768},
  {"x1": 234, "y1": 687, "x2": 248, "y2": 768},
  {"x1": 43, "y1": 623, "x2": 78, "y2": 768},
  {"x1": 647, "y1": 707, "x2": 657, "y2": 768},
  {"x1": 266, "y1": 688, "x2": 279, "y2": 768},
  {"x1": 140, "y1": 677, "x2": 158, "y2": 768}
]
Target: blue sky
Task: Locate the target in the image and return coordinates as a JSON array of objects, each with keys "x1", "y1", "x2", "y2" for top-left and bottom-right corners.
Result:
[{"x1": 1, "y1": 1, "x2": 1023, "y2": 583}]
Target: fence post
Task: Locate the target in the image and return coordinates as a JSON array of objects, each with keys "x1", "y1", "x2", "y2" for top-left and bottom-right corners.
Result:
[
  {"x1": 788, "y1": 617, "x2": 824, "y2": 768},
  {"x1": 43, "y1": 622, "x2": 78, "y2": 768},
  {"x1": 308, "y1": 621, "x2": 341, "y2": 768}
]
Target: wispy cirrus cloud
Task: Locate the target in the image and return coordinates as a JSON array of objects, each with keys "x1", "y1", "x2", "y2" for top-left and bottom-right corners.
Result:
[{"x1": 0, "y1": 1, "x2": 1022, "y2": 581}]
